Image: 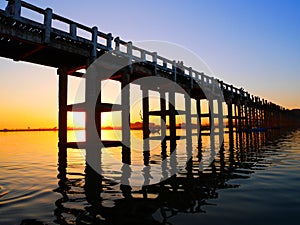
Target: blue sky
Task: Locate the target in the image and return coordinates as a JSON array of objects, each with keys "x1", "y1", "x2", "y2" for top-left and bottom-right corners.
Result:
[{"x1": 0, "y1": 0, "x2": 299, "y2": 128}]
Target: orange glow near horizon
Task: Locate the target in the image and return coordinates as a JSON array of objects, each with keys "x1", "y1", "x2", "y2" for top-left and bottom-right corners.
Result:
[{"x1": 0, "y1": 58, "x2": 299, "y2": 130}]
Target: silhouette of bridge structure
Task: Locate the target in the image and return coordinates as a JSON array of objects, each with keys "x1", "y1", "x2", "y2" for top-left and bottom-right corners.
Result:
[
  {"x1": 2, "y1": 1, "x2": 300, "y2": 223},
  {"x1": 0, "y1": 0, "x2": 298, "y2": 164}
]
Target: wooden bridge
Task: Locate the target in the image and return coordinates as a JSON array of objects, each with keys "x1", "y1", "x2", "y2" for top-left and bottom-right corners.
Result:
[{"x1": 0, "y1": 0, "x2": 298, "y2": 166}]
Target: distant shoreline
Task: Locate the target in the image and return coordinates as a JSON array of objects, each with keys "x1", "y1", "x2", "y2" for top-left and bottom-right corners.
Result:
[
  {"x1": 0, "y1": 126, "x2": 211, "y2": 133},
  {"x1": 0, "y1": 123, "x2": 212, "y2": 133},
  {"x1": 0, "y1": 128, "x2": 83, "y2": 132}
]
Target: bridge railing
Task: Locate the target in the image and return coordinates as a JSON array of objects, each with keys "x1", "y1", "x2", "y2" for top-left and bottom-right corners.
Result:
[
  {"x1": 4, "y1": 0, "x2": 113, "y2": 52},
  {"x1": 2, "y1": 0, "x2": 281, "y2": 109},
  {"x1": 114, "y1": 36, "x2": 218, "y2": 86},
  {"x1": 112, "y1": 36, "x2": 268, "y2": 105}
]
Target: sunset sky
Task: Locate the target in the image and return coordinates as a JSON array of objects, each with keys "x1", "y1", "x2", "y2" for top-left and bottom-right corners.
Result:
[{"x1": 0, "y1": 0, "x2": 299, "y2": 129}]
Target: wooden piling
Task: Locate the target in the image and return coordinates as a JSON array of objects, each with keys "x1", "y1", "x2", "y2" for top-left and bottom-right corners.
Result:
[
  {"x1": 227, "y1": 102, "x2": 234, "y2": 141},
  {"x1": 196, "y1": 98, "x2": 202, "y2": 163},
  {"x1": 234, "y1": 104, "x2": 238, "y2": 131},
  {"x1": 142, "y1": 88, "x2": 150, "y2": 140},
  {"x1": 185, "y1": 93, "x2": 193, "y2": 177},
  {"x1": 244, "y1": 105, "x2": 249, "y2": 129},
  {"x1": 248, "y1": 106, "x2": 252, "y2": 129},
  {"x1": 160, "y1": 91, "x2": 167, "y2": 156},
  {"x1": 142, "y1": 88, "x2": 150, "y2": 166},
  {"x1": 217, "y1": 99, "x2": 224, "y2": 145},
  {"x1": 169, "y1": 90, "x2": 176, "y2": 153},
  {"x1": 209, "y1": 99, "x2": 213, "y2": 134},
  {"x1": 95, "y1": 91, "x2": 102, "y2": 140},
  {"x1": 237, "y1": 104, "x2": 242, "y2": 131},
  {"x1": 85, "y1": 62, "x2": 101, "y2": 170},
  {"x1": 58, "y1": 68, "x2": 68, "y2": 148},
  {"x1": 121, "y1": 70, "x2": 131, "y2": 164}
]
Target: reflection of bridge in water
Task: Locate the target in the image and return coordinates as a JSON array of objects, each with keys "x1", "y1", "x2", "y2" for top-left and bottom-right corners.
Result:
[
  {"x1": 1, "y1": 1, "x2": 300, "y2": 224},
  {"x1": 52, "y1": 130, "x2": 285, "y2": 225}
]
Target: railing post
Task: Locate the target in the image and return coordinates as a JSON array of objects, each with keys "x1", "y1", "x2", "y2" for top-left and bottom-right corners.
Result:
[
  {"x1": 91, "y1": 26, "x2": 98, "y2": 59},
  {"x1": 200, "y1": 73, "x2": 205, "y2": 83},
  {"x1": 5, "y1": 0, "x2": 21, "y2": 19},
  {"x1": 172, "y1": 60, "x2": 177, "y2": 81},
  {"x1": 127, "y1": 41, "x2": 133, "y2": 73},
  {"x1": 70, "y1": 23, "x2": 77, "y2": 39},
  {"x1": 114, "y1": 37, "x2": 120, "y2": 52},
  {"x1": 189, "y1": 67, "x2": 193, "y2": 88},
  {"x1": 141, "y1": 50, "x2": 146, "y2": 61},
  {"x1": 163, "y1": 59, "x2": 167, "y2": 68},
  {"x1": 127, "y1": 41, "x2": 133, "y2": 56},
  {"x1": 152, "y1": 52, "x2": 157, "y2": 63},
  {"x1": 44, "y1": 8, "x2": 53, "y2": 43},
  {"x1": 152, "y1": 52, "x2": 157, "y2": 75},
  {"x1": 107, "y1": 33, "x2": 113, "y2": 50}
]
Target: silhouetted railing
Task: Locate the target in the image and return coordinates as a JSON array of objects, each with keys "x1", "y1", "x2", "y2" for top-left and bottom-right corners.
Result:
[{"x1": 0, "y1": 0, "x2": 285, "y2": 111}]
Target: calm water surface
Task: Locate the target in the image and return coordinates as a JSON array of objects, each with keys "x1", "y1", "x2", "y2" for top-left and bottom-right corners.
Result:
[{"x1": 0, "y1": 129, "x2": 300, "y2": 225}]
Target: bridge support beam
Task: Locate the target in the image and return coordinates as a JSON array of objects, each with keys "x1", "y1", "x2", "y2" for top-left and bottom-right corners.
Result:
[
  {"x1": 142, "y1": 88, "x2": 150, "y2": 166},
  {"x1": 95, "y1": 94, "x2": 101, "y2": 141},
  {"x1": 121, "y1": 71, "x2": 131, "y2": 164},
  {"x1": 185, "y1": 93, "x2": 193, "y2": 176},
  {"x1": 227, "y1": 101, "x2": 234, "y2": 143},
  {"x1": 227, "y1": 99, "x2": 234, "y2": 149},
  {"x1": 142, "y1": 88, "x2": 149, "y2": 140},
  {"x1": 217, "y1": 100, "x2": 224, "y2": 146},
  {"x1": 58, "y1": 68, "x2": 68, "y2": 148},
  {"x1": 160, "y1": 91, "x2": 167, "y2": 156},
  {"x1": 209, "y1": 99, "x2": 213, "y2": 134},
  {"x1": 248, "y1": 106, "x2": 252, "y2": 129},
  {"x1": 244, "y1": 105, "x2": 249, "y2": 129},
  {"x1": 195, "y1": 98, "x2": 202, "y2": 165},
  {"x1": 85, "y1": 63, "x2": 101, "y2": 170},
  {"x1": 185, "y1": 94, "x2": 192, "y2": 141},
  {"x1": 237, "y1": 104, "x2": 242, "y2": 132},
  {"x1": 169, "y1": 90, "x2": 176, "y2": 153}
]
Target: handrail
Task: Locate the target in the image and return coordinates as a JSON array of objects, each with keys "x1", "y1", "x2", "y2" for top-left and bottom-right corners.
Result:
[
  {"x1": 1, "y1": 0, "x2": 282, "y2": 109},
  {"x1": 4, "y1": 0, "x2": 113, "y2": 49}
]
